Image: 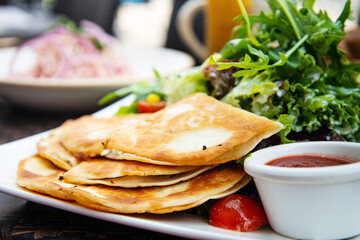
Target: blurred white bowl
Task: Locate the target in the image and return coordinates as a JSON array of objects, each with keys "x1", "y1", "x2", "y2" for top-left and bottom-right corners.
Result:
[
  {"x1": 0, "y1": 46, "x2": 194, "y2": 112},
  {"x1": 244, "y1": 141, "x2": 360, "y2": 240}
]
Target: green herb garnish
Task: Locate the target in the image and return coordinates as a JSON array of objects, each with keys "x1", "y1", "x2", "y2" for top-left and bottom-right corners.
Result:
[{"x1": 51, "y1": 15, "x2": 83, "y2": 33}]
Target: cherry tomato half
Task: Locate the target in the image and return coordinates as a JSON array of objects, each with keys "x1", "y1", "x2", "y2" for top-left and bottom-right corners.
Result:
[
  {"x1": 137, "y1": 100, "x2": 166, "y2": 113},
  {"x1": 209, "y1": 194, "x2": 268, "y2": 232}
]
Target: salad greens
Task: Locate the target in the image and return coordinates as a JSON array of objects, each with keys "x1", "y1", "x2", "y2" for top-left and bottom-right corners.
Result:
[{"x1": 100, "y1": 0, "x2": 360, "y2": 142}]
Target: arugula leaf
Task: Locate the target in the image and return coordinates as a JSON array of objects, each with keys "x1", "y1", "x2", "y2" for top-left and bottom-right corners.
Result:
[
  {"x1": 210, "y1": 45, "x2": 288, "y2": 78},
  {"x1": 337, "y1": 0, "x2": 352, "y2": 24},
  {"x1": 220, "y1": 38, "x2": 253, "y2": 61},
  {"x1": 302, "y1": 0, "x2": 315, "y2": 9},
  {"x1": 276, "y1": 0, "x2": 303, "y2": 40}
]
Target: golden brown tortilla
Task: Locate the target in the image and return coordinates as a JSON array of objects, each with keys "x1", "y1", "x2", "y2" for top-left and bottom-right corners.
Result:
[
  {"x1": 64, "y1": 158, "x2": 199, "y2": 179},
  {"x1": 63, "y1": 164, "x2": 214, "y2": 188},
  {"x1": 63, "y1": 158, "x2": 211, "y2": 187},
  {"x1": 68, "y1": 165, "x2": 247, "y2": 213},
  {"x1": 104, "y1": 93, "x2": 283, "y2": 165},
  {"x1": 16, "y1": 93, "x2": 281, "y2": 215},
  {"x1": 59, "y1": 114, "x2": 149, "y2": 158},
  {"x1": 17, "y1": 155, "x2": 248, "y2": 214},
  {"x1": 17, "y1": 155, "x2": 74, "y2": 201},
  {"x1": 37, "y1": 128, "x2": 78, "y2": 170},
  {"x1": 151, "y1": 174, "x2": 252, "y2": 214}
]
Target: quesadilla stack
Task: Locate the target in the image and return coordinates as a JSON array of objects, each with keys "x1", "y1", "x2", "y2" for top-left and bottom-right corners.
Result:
[{"x1": 17, "y1": 93, "x2": 282, "y2": 214}]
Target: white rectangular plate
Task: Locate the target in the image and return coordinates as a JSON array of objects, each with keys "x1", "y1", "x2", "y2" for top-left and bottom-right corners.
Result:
[{"x1": 0, "y1": 96, "x2": 290, "y2": 240}]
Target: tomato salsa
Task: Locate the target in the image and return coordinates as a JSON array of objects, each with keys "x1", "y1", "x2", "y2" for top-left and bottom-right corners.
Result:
[{"x1": 266, "y1": 154, "x2": 355, "y2": 168}]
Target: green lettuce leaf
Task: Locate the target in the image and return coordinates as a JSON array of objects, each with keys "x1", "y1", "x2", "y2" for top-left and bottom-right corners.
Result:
[{"x1": 162, "y1": 67, "x2": 209, "y2": 105}]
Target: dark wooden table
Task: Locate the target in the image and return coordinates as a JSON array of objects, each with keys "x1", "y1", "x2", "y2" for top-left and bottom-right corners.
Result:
[{"x1": 0, "y1": 100, "x2": 186, "y2": 240}]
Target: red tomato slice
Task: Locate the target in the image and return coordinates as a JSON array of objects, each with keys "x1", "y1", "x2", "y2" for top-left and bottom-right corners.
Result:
[
  {"x1": 137, "y1": 100, "x2": 166, "y2": 113},
  {"x1": 209, "y1": 194, "x2": 268, "y2": 232}
]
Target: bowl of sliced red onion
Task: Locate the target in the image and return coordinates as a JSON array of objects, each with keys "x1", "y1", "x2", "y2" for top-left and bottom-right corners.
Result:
[{"x1": 0, "y1": 21, "x2": 194, "y2": 112}]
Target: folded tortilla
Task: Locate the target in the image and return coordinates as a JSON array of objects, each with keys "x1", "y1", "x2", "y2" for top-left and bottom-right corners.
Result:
[
  {"x1": 66, "y1": 165, "x2": 247, "y2": 213},
  {"x1": 104, "y1": 93, "x2": 283, "y2": 165},
  {"x1": 63, "y1": 158, "x2": 213, "y2": 187},
  {"x1": 17, "y1": 155, "x2": 74, "y2": 201},
  {"x1": 17, "y1": 92, "x2": 281, "y2": 215},
  {"x1": 37, "y1": 128, "x2": 213, "y2": 188},
  {"x1": 17, "y1": 155, "x2": 248, "y2": 214},
  {"x1": 37, "y1": 128, "x2": 78, "y2": 170},
  {"x1": 59, "y1": 114, "x2": 149, "y2": 158},
  {"x1": 64, "y1": 158, "x2": 199, "y2": 179},
  {"x1": 151, "y1": 174, "x2": 252, "y2": 214},
  {"x1": 63, "y1": 165, "x2": 214, "y2": 188}
]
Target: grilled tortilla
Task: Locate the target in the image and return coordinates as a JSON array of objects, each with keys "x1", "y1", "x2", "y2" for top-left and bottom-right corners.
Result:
[
  {"x1": 17, "y1": 155, "x2": 74, "y2": 201},
  {"x1": 151, "y1": 174, "x2": 252, "y2": 214},
  {"x1": 63, "y1": 165, "x2": 214, "y2": 188},
  {"x1": 17, "y1": 93, "x2": 282, "y2": 215},
  {"x1": 69, "y1": 173, "x2": 252, "y2": 214},
  {"x1": 64, "y1": 158, "x2": 199, "y2": 179},
  {"x1": 104, "y1": 93, "x2": 283, "y2": 165},
  {"x1": 66, "y1": 165, "x2": 247, "y2": 214},
  {"x1": 59, "y1": 114, "x2": 149, "y2": 158},
  {"x1": 37, "y1": 128, "x2": 78, "y2": 170},
  {"x1": 63, "y1": 158, "x2": 212, "y2": 187},
  {"x1": 17, "y1": 154, "x2": 248, "y2": 214},
  {"x1": 38, "y1": 130, "x2": 213, "y2": 188}
]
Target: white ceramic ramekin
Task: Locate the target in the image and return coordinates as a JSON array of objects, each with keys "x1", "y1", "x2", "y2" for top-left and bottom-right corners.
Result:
[{"x1": 244, "y1": 141, "x2": 360, "y2": 240}]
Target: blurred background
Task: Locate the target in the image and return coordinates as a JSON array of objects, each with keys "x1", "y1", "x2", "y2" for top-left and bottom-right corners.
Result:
[
  {"x1": 0, "y1": 0, "x2": 173, "y2": 50},
  {"x1": 0, "y1": 0, "x2": 359, "y2": 61}
]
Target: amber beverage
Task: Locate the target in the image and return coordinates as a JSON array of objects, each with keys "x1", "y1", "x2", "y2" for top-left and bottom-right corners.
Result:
[{"x1": 206, "y1": 0, "x2": 251, "y2": 54}]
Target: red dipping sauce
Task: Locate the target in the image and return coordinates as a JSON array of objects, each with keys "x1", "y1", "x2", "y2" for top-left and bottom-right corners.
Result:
[{"x1": 266, "y1": 154, "x2": 354, "y2": 168}]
